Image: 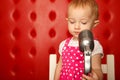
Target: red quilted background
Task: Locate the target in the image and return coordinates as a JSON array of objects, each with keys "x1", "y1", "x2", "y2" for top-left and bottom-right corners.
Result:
[{"x1": 0, "y1": 0, "x2": 119, "y2": 80}]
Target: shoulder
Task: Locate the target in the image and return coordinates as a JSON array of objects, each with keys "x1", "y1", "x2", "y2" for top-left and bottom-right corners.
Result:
[
  {"x1": 59, "y1": 40, "x2": 66, "y2": 49},
  {"x1": 59, "y1": 37, "x2": 72, "y2": 55},
  {"x1": 59, "y1": 37, "x2": 71, "y2": 47},
  {"x1": 94, "y1": 40, "x2": 103, "y2": 50},
  {"x1": 92, "y1": 40, "x2": 104, "y2": 57}
]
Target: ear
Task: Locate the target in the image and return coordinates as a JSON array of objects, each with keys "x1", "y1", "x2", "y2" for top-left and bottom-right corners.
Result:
[{"x1": 93, "y1": 20, "x2": 99, "y2": 27}]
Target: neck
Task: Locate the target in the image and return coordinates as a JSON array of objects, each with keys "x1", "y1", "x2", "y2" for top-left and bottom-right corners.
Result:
[{"x1": 72, "y1": 37, "x2": 78, "y2": 41}]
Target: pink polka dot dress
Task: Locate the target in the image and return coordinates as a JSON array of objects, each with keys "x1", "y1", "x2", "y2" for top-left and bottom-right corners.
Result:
[{"x1": 60, "y1": 38, "x2": 84, "y2": 80}]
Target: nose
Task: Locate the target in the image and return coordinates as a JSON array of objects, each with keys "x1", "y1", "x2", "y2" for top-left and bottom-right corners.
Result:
[{"x1": 74, "y1": 22, "x2": 80, "y2": 29}]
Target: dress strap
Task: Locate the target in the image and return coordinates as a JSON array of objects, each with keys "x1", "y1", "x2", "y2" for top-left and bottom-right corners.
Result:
[{"x1": 64, "y1": 37, "x2": 72, "y2": 46}]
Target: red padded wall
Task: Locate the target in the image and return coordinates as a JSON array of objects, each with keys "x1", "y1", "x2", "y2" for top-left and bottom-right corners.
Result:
[
  {"x1": 0, "y1": 0, "x2": 120, "y2": 80},
  {"x1": 0, "y1": 0, "x2": 69, "y2": 80},
  {"x1": 93, "y1": 0, "x2": 120, "y2": 79}
]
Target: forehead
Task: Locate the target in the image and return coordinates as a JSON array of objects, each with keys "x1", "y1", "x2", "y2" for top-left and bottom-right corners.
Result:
[{"x1": 68, "y1": 5, "x2": 93, "y2": 19}]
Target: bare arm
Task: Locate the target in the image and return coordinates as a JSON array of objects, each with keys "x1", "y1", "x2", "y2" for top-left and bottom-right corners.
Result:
[
  {"x1": 91, "y1": 54, "x2": 103, "y2": 80},
  {"x1": 54, "y1": 56, "x2": 62, "y2": 80}
]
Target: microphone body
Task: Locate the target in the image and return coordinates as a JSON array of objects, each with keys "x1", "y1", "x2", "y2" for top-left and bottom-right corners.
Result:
[{"x1": 78, "y1": 30, "x2": 94, "y2": 75}]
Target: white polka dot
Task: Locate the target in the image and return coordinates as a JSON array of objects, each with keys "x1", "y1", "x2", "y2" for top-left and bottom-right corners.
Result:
[
  {"x1": 80, "y1": 61, "x2": 82, "y2": 63},
  {"x1": 76, "y1": 57, "x2": 79, "y2": 59},
  {"x1": 75, "y1": 64, "x2": 78, "y2": 66},
  {"x1": 63, "y1": 47, "x2": 66, "y2": 50},
  {"x1": 71, "y1": 50, "x2": 73, "y2": 52},
  {"x1": 76, "y1": 68, "x2": 78, "y2": 70},
  {"x1": 68, "y1": 53, "x2": 70, "y2": 55},
  {"x1": 77, "y1": 50, "x2": 80, "y2": 53},
  {"x1": 67, "y1": 59, "x2": 69, "y2": 62},
  {"x1": 80, "y1": 70, "x2": 83, "y2": 72},
  {"x1": 80, "y1": 54, "x2": 83, "y2": 57},
  {"x1": 66, "y1": 69, "x2": 68, "y2": 72},
  {"x1": 68, "y1": 63, "x2": 71, "y2": 65},
  {"x1": 69, "y1": 73, "x2": 72, "y2": 76},
  {"x1": 75, "y1": 75, "x2": 77, "y2": 78},
  {"x1": 72, "y1": 60, "x2": 75, "y2": 62},
  {"x1": 73, "y1": 53, "x2": 76, "y2": 56}
]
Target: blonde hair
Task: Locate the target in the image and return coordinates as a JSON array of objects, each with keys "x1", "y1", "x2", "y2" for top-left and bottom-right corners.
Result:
[{"x1": 68, "y1": 0, "x2": 99, "y2": 19}]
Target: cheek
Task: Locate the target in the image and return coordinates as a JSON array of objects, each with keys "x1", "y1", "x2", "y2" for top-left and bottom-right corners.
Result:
[
  {"x1": 68, "y1": 26, "x2": 72, "y2": 32},
  {"x1": 68, "y1": 26, "x2": 74, "y2": 34},
  {"x1": 68, "y1": 24, "x2": 74, "y2": 30}
]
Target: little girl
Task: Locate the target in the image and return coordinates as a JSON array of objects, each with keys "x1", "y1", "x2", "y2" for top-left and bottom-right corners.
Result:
[{"x1": 54, "y1": 0, "x2": 103, "y2": 80}]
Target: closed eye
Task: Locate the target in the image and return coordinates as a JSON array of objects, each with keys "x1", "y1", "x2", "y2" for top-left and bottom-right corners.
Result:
[
  {"x1": 69, "y1": 21, "x2": 75, "y2": 24},
  {"x1": 81, "y1": 22, "x2": 87, "y2": 25}
]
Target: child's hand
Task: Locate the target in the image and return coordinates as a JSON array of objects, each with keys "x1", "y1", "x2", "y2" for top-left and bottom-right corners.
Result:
[{"x1": 82, "y1": 71, "x2": 99, "y2": 80}]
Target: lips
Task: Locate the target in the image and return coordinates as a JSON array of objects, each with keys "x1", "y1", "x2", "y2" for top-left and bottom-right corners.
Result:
[{"x1": 74, "y1": 31, "x2": 80, "y2": 35}]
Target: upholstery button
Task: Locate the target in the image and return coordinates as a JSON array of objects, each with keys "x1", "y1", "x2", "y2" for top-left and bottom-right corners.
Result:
[
  {"x1": 50, "y1": 0, "x2": 55, "y2": 3},
  {"x1": 102, "y1": 0, "x2": 110, "y2": 4},
  {"x1": 29, "y1": 47, "x2": 36, "y2": 58},
  {"x1": 49, "y1": 10, "x2": 56, "y2": 21},
  {"x1": 13, "y1": 0, "x2": 20, "y2": 4},
  {"x1": 102, "y1": 11, "x2": 111, "y2": 22},
  {"x1": 30, "y1": 28, "x2": 37, "y2": 39},
  {"x1": 11, "y1": 9, "x2": 20, "y2": 22},
  {"x1": 102, "y1": 28, "x2": 111, "y2": 40},
  {"x1": 30, "y1": 0, "x2": 36, "y2": 3},
  {"x1": 11, "y1": 64, "x2": 19, "y2": 76},
  {"x1": 12, "y1": 27, "x2": 21, "y2": 40},
  {"x1": 49, "y1": 47, "x2": 56, "y2": 54},
  {"x1": 49, "y1": 28, "x2": 56, "y2": 38},
  {"x1": 67, "y1": 0, "x2": 71, "y2": 3},
  {"x1": 29, "y1": 11, "x2": 37, "y2": 22},
  {"x1": 11, "y1": 46, "x2": 20, "y2": 59}
]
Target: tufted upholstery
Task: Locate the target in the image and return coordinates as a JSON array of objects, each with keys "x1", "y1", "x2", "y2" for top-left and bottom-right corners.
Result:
[{"x1": 0, "y1": 0, "x2": 119, "y2": 80}]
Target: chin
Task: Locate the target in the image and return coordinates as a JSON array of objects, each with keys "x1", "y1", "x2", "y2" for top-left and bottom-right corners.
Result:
[{"x1": 73, "y1": 36, "x2": 78, "y2": 39}]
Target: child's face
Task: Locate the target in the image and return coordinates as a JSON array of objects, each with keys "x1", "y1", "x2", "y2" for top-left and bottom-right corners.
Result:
[{"x1": 67, "y1": 5, "x2": 97, "y2": 39}]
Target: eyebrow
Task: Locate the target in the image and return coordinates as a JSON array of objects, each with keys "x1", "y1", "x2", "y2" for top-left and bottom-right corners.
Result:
[
  {"x1": 66, "y1": 18, "x2": 74, "y2": 20},
  {"x1": 66, "y1": 17, "x2": 89, "y2": 21}
]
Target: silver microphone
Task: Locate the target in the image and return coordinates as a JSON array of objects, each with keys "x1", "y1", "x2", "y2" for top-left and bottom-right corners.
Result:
[{"x1": 78, "y1": 29, "x2": 94, "y2": 75}]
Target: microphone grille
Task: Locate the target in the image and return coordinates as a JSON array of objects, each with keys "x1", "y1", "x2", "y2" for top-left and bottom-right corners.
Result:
[{"x1": 78, "y1": 30, "x2": 94, "y2": 52}]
